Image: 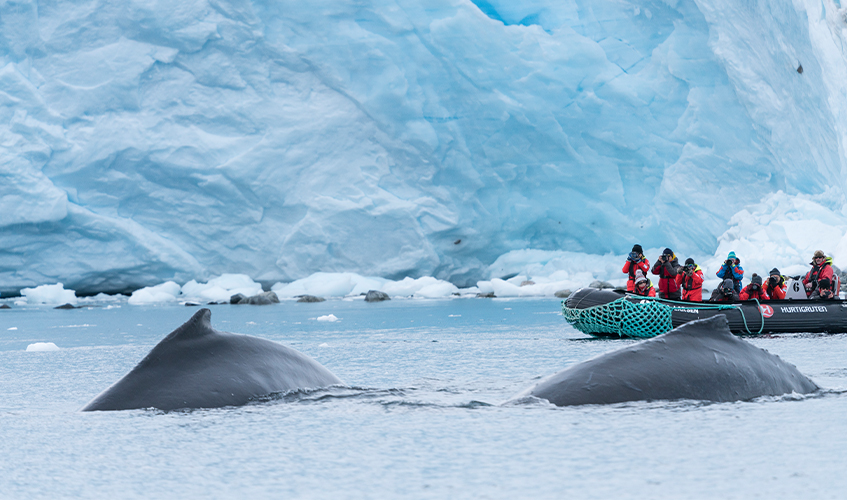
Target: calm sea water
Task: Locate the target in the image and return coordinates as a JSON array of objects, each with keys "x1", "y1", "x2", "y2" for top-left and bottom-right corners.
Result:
[{"x1": 0, "y1": 298, "x2": 845, "y2": 499}]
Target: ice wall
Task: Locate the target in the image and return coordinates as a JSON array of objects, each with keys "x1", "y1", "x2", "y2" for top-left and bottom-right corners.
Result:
[{"x1": 0, "y1": 0, "x2": 845, "y2": 294}]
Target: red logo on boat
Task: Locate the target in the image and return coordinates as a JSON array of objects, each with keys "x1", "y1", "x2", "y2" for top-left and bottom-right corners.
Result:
[{"x1": 760, "y1": 305, "x2": 774, "y2": 318}]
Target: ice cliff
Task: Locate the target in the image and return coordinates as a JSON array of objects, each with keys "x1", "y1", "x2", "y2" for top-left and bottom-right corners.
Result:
[{"x1": 0, "y1": 0, "x2": 846, "y2": 294}]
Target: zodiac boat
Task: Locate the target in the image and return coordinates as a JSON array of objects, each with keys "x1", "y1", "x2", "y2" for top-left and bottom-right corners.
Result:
[{"x1": 562, "y1": 281, "x2": 847, "y2": 338}]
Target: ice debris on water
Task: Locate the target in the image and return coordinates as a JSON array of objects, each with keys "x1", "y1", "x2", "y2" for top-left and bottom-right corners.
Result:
[
  {"x1": 26, "y1": 342, "x2": 60, "y2": 352},
  {"x1": 317, "y1": 314, "x2": 339, "y2": 322}
]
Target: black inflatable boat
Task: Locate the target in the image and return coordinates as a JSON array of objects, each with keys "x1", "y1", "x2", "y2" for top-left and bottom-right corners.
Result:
[{"x1": 562, "y1": 287, "x2": 847, "y2": 338}]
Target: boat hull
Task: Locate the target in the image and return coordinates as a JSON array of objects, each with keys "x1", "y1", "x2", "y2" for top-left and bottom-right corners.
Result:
[{"x1": 564, "y1": 288, "x2": 847, "y2": 337}]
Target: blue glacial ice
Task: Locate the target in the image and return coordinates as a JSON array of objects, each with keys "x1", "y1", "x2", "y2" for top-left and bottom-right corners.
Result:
[{"x1": 0, "y1": 0, "x2": 845, "y2": 295}]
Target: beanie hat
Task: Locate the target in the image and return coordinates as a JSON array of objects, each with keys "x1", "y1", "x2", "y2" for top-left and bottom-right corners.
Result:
[
  {"x1": 722, "y1": 279, "x2": 734, "y2": 290},
  {"x1": 663, "y1": 248, "x2": 674, "y2": 256},
  {"x1": 750, "y1": 273, "x2": 762, "y2": 286},
  {"x1": 684, "y1": 258, "x2": 695, "y2": 266},
  {"x1": 769, "y1": 268, "x2": 781, "y2": 277},
  {"x1": 727, "y1": 251, "x2": 737, "y2": 260},
  {"x1": 632, "y1": 244, "x2": 643, "y2": 254},
  {"x1": 635, "y1": 270, "x2": 647, "y2": 284},
  {"x1": 818, "y1": 278, "x2": 831, "y2": 289}
]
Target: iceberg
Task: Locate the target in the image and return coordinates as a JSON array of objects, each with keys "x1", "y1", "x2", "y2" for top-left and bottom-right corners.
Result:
[{"x1": 0, "y1": 0, "x2": 845, "y2": 294}]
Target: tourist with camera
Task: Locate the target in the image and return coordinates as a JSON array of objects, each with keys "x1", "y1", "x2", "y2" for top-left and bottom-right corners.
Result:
[
  {"x1": 715, "y1": 251, "x2": 744, "y2": 293},
  {"x1": 651, "y1": 248, "x2": 681, "y2": 299},
  {"x1": 622, "y1": 244, "x2": 650, "y2": 292},
  {"x1": 675, "y1": 258, "x2": 703, "y2": 302},
  {"x1": 762, "y1": 268, "x2": 787, "y2": 300},
  {"x1": 739, "y1": 274, "x2": 770, "y2": 301}
]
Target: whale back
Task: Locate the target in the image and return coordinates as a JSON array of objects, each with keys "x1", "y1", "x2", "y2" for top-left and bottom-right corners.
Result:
[
  {"x1": 82, "y1": 309, "x2": 342, "y2": 411},
  {"x1": 518, "y1": 315, "x2": 819, "y2": 406}
]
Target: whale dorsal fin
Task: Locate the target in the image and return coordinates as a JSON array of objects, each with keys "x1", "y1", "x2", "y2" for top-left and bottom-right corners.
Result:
[{"x1": 161, "y1": 308, "x2": 216, "y2": 342}]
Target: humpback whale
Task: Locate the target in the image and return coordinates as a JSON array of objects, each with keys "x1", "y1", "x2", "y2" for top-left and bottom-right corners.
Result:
[
  {"x1": 512, "y1": 315, "x2": 818, "y2": 406},
  {"x1": 82, "y1": 308, "x2": 342, "y2": 411}
]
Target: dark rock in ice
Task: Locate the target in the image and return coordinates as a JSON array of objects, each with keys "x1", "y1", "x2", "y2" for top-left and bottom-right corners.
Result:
[
  {"x1": 82, "y1": 308, "x2": 342, "y2": 411},
  {"x1": 1, "y1": 304, "x2": 12, "y2": 309},
  {"x1": 364, "y1": 290, "x2": 390, "y2": 302},
  {"x1": 520, "y1": 280, "x2": 535, "y2": 286},
  {"x1": 588, "y1": 280, "x2": 614, "y2": 289},
  {"x1": 230, "y1": 293, "x2": 247, "y2": 304},
  {"x1": 477, "y1": 291, "x2": 496, "y2": 298},
  {"x1": 242, "y1": 291, "x2": 280, "y2": 305},
  {"x1": 297, "y1": 295, "x2": 325, "y2": 303},
  {"x1": 54, "y1": 303, "x2": 77, "y2": 309},
  {"x1": 554, "y1": 289, "x2": 572, "y2": 298}
]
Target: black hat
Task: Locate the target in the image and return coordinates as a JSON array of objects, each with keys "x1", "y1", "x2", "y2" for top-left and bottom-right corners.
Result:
[
  {"x1": 663, "y1": 248, "x2": 674, "y2": 256},
  {"x1": 769, "y1": 268, "x2": 781, "y2": 277},
  {"x1": 632, "y1": 244, "x2": 643, "y2": 254},
  {"x1": 685, "y1": 258, "x2": 695, "y2": 266},
  {"x1": 750, "y1": 273, "x2": 762, "y2": 286},
  {"x1": 818, "y1": 278, "x2": 831, "y2": 289},
  {"x1": 721, "y1": 279, "x2": 734, "y2": 295}
]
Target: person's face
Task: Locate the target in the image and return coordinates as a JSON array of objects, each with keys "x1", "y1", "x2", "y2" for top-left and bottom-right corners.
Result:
[{"x1": 815, "y1": 256, "x2": 825, "y2": 264}]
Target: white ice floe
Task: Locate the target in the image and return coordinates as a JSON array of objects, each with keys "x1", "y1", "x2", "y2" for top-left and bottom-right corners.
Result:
[
  {"x1": 21, "y1": 283, "x2": 77, "y2": 305},
  {"x1": 26, "y1": 342, "x2": 60, "y2": 352},
  {"x1": 128, "y1": 281, "x2": 181, "y2": 305},
  {"x1": 316, "y1": 314, "x2": 339, "y2": 322}
]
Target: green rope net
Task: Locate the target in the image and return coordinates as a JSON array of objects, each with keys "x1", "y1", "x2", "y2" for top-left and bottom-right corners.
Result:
[
  {"x1": 562, "y1": 296, "x2": 758, "y2": 338},
  {"x1": 562, "y1": 297, "x2": 672, "y2": 338}
]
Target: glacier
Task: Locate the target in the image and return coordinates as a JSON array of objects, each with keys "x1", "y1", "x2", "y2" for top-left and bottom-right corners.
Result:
[{"x1": 0, "y1": 0, "x2": 846, "y2": 295}]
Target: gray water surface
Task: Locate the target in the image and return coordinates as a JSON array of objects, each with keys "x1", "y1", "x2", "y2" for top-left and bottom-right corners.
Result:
[{"x1": 0, "y1": 298, "x2": 845, "y2": 499}]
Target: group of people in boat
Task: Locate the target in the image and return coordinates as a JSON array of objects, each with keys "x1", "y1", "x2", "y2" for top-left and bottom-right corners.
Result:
[{"x1": 622, "y1": 245, "x2": 841, "y2": 302}]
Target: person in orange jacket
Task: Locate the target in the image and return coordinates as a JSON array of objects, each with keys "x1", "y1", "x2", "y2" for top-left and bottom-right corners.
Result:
[
  {"x1": 651, "y1": 248, "x2": 681, "y2": 299},
  {"x1": 802, "y1": 250, "x2": 837, "y2": 298},
  {"x1": 762, "y1": 268, "x2": 787, "y2": 300},
  {"x1": 675, "y1": 258, "x2": 704, "y2": 302},
  {"x1": 622, "y1": 244, "x2": 650, "y2": 292},
  {"x1": 632, "y1": 271, "x2": 656, "y2": 297},
  {"x1": 739, "y1": 274, "x2": 770, "y2": 301}
]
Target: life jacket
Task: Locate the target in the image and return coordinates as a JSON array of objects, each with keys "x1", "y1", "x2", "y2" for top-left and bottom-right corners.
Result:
[{"x1": 680, "y1": 266, "x2": 703, "y2": 290}]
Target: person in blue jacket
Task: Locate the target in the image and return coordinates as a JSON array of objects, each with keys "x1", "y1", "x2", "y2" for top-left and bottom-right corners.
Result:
[{"x1": 716, "y1": 251, "x2": 744, "y2": 292}]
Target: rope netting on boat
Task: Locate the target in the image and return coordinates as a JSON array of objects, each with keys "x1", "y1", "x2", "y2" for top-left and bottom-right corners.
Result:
[
  {"x1": 562, "y1": 297, "x2": 672, "y2": 338},
  {"x1": 562, "y1": 296, "x2": 752, "y2": 338}
]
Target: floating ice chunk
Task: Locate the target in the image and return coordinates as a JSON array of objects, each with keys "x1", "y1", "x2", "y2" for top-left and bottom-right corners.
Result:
[
  {"x1": 8, "y1": 327, "x2": 17, "y2": 330},
  {"x1": 316, "y1": 314, "x2": 339, "y2": 322},
  {"x1": 319, "y1": 343, "x2": 329, "y2": 347},
  {"x1": 128, "y1": 281, "x2": 181, "y2": 305},
  {"x1": 181, "y1": 274, "x2": 263, "y2": 303},
  {"x1": 26, "y1": 342, "x2": 60, "y2": 352},
  {"x1": 21, "y1": 283, "x2": 77, "y2": 305},
  {"x1": 273, "y1": 272, "x2": 388, "y2": 298}
]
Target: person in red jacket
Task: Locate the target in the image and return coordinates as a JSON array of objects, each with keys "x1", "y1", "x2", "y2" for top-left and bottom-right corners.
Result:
[
  {"x1": 622, "y1": 244, "x2": 650, "y2": 292},
  {"x1": 632, "y1": 272, "x2": 656, "y2": 297},
  {"x1": 803, "y1": 250, "x2": 837, "y2": 299},
  {"x1": 651, "y1": 248, "x2": 681, "y2": 299},
  {"x1": 762, "y1": 268, "x2": 787, "y2": 300},
  {"x1": 739, "y1": 274, "x2": 770, "y2": 301},
  {"x1": 675, "y1": 258, "x2": 704, "y2": 302}
]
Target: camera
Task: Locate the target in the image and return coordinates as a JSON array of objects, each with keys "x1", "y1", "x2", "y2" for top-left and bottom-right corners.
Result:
[
  {"x1": 627, "y1": 252, "x2": 640, "y2": 263},
  {"x1": 769, "y1": 275, "x2": 778, "y2": 284},
  {"x1": 724, "y1": 259, "x2": 732, "y2": 266}
]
